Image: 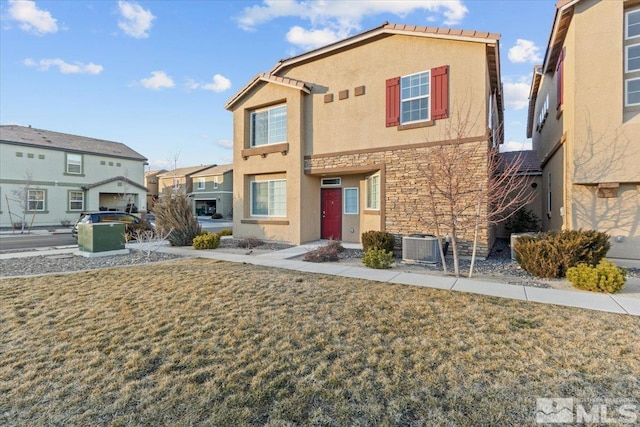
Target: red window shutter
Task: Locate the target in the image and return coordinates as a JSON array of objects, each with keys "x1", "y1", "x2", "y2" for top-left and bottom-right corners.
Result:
[
  {"x1": 386, "y1": 77, "x2": 400, "y2": 127},
  {"x1": 431, "y1": 65, "x2": 449, "y2": 120},
  {"x1": 556, "y1": 48, "x2": 564, "y2": 109}
]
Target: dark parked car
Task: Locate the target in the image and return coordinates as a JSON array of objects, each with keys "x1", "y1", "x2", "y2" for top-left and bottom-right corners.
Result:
[{"x1": 71, "y1": 211, "x2": 153, "y2": 239}]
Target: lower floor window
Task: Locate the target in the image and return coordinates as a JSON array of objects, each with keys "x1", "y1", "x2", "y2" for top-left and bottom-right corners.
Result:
[
  {"x1": 626, "y1": 78, "x2": 640, "y2": 106},
  {"x1": 366, "y1": 174, "x2": 380, "y2": 210},
  {"x1": 344, "y1": 187, "x2": 359, "y2": 214},
  {"x1": 28, "y1": 189, "x2": 45, "y2": 211},
  {"x1": 69, "y1": 191, "x2": 84, "y2": 211},
  {"x1": 251, "y1": 179, "x2": 286, "y2": 216}
]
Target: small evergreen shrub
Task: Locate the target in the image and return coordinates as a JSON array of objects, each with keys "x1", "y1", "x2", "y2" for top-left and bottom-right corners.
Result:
[
  {"x1": 362, "y1": 248, "x2": 394, "y2": 269},
  {"x1": 218, "y1": 228, "x2": 233, "y2": 236},
  {"x1": 514, "y1": 229, "x2": 610, "y2": 278},
  {"x1": 505, "y1": 208, "x2": 540, "y2": 233},
  {"x1": 361, "y1": 231, "x2": 395, "y2": 253},
  {"x1": 237, "y1": 236, "x2": 263, "y2": 249},
  {"x1": 567, "y1": 259, "x2": 626, "y2": 293},
  {"x1": 192, "y1": 232, "x2": 220, "y2": 250},
  {"x1": 303, "y1": 245, "x2": 339, "y2": 262},
  {"x1": 211, "y1": 213, "x2": 223, "y2": 219}
]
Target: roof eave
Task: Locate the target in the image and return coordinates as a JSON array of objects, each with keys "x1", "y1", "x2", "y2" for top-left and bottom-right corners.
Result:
[{"x1": 224, "y1": 73, "x2": 311, "y2": 111}]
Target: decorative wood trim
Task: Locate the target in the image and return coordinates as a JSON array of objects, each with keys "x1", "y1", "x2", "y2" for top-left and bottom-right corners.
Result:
[
  {"x1": 241, "y1": 143, "x2": 289, "y2": 160},
  {"x1": 324, "y1": 93, "x2": 334, "y2": 103},
  {"x1": 597, "y1": 182, "x2": 619, "y2": 198},
  {"x1": 241, "y1": 219, "x2": 290, "y2": 225},
  {"x1": 339, "y1": 90, "x2": 349, "y2": 100},
  {"x1": 354, "y1": 86, "x2": 365, "y2": 96},
  {"x1": 304, "y1": 135, "x2": 486, "y2": 161}
]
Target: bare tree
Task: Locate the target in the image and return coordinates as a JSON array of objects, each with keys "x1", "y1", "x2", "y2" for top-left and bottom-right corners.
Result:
[{"x1": 6, "y1": 171, "x2": 38, "y2": 233}]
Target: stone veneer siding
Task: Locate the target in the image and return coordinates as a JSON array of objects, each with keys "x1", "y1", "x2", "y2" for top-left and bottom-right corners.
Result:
[{"x1": 305, "y1": 141, "x2": 492, "y2": 258}]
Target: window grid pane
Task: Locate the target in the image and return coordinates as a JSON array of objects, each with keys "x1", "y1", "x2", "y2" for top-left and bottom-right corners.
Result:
[
  {"x1": 251, "y1": 106, "x2": 287, "y2": 146},
  {"x1": 627, "y1": 78, "x2": 640, "y2": 105},
  {"x1": 344, "y1": 188, "x2": 358, "y2": 214},
  {"x1": 69, "y1": 191, "x2": 84, "y2": 210},
  {"x1": 400, "y1": 71, "x2": 430, "y2": 124},
  {"x1": 269, "y1": 180, "x2": 286, "y2": 217},
  {"x1": 28, "y1": 190, "x2": 45, "y2": 211},
  {"x1": 628, "y1": 45, "x2": 640, "y2": 71},
  {"x1": 366, "y1": 175, "x2": 380, "y2": 210},
  {"x1": 628, "y1": 10, "x2": 640, "y2": 38},
  {"x1": 268, "y1": 106, "x2": 287, "y2": 144},
  {"x1": 67, "y1": 154, "x2": 82, "y2": 174},
  {"x1": 251, "y1": 111, "x2": 268, "y2": 146}
]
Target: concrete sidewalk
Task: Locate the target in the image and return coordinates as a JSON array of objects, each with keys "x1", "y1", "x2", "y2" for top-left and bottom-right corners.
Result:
[{"x1": 2, "y1": 241, "x2": 639, "y2": 316}]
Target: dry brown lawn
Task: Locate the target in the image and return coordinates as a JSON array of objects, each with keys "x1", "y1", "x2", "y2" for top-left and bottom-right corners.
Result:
[{"x1": 1, "y1": 259, "x2": 639, "y2": 426}]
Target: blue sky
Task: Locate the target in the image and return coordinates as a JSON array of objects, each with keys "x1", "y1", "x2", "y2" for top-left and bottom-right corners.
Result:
[{"x1": 1, "y1": 0, "x2": 557, "y2": 170}]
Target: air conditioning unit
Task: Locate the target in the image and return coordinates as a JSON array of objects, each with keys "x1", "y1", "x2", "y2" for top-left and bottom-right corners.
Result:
[
  {"x1": 402, "y1": 235, "x2": 440, "y2": 264},
  {"x1": 510, "y1": 232, "x2": 537, "y2": 260}
]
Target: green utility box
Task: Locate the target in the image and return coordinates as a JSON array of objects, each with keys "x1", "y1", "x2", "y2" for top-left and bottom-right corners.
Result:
[{"x1": 78, "y1": 222, "x2": 126, "y2": 253}]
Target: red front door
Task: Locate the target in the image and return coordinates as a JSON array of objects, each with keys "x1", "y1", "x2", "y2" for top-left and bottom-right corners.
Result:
[{"x1": 321, "y1": 188, "x2": 342, "y2": 240}]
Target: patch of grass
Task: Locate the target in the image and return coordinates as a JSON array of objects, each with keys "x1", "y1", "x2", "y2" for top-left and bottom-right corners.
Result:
[{"x1": 1, "y1": 259, "x2": 639, "y2": 426}]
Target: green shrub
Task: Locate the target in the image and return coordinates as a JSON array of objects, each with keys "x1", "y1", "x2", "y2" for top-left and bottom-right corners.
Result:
[
  {"x1": 192, "y1": 232, "x2": 221, "y2": 250},
  {"x1": 362, "y1": 248, "x2": 394, "y2": 269},
  {"x1": 505, "y1": 208, "x2": 541, "y2": 233},
  {"x1": 361, "y1": 231, "x2": 395, "y2": 253},
  {"x1": 304, "y1": 245, "x2": 339, "y2": 263},
  {"x1": 514, "y1": 229, "x2": 610, "y2": 278},
  {"x1": 218, "y1": 228, "x2": 233, "y2": 236},
  {"x1": 567, "y1": 259, "x2": 626, "y2": 293},
  {"x1": 211, "y1": 213, "x2": 223, "y2": 219}
]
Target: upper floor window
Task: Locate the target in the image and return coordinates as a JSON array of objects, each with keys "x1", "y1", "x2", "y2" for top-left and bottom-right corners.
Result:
[
  {"x1": 401, "y1": 71, "x2": 430, "y2": 124},
  {"x1": 626, "y1": 78, "x2": 640, "y2": 106},
  {"x1": 365, "y1": 174, "x2": 380, "y2": 210},
  {"x1": 28, "y1": 189, "x2": 45, "y2": 211},
  {"x1": 626, "y1": 44, "x2": 640, "y2": 72},
  {"x1": 250, "y1": 105, "x2": 287, "y2": 147},
  {"x1": 214, "y1": 176, "x2": 219, "y2": 189},
  {"x1": 66, "y1": 153, "x2": 82, "y2": 174},
  {"x1": 626, "y1": 9, "x2": 640, "y2": 39},
  {"x1": 196, "y1": 177, "x2": 205, "y2": 190}
]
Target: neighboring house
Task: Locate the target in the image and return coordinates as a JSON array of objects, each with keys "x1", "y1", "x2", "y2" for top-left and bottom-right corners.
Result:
[
  {"x1": 0, "y1": 125, "x2": 148, "y2": 228},
  {"x1": 156, "y1": 165, "x2": 213, "y2": 196},
  {"x1": 495, "y1": 150, "x2": 543, "y2": 239},
  {"x1": 527, "y1": 0, "x2": 640, "y2": 260},
  {"x1": 144, "y1": 169, "x2": 167, "y2": 211},
  {"x1": 190, "y1": 164, "x2": 233, "y2": 217},
  {"x1": 225, "y1": 23, "x2": 504, "y2": 256}
]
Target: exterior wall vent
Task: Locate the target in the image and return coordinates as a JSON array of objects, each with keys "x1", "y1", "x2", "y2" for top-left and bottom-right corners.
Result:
[{"x1": 402, "y1": 235, "x2": 440, "y2": 264}]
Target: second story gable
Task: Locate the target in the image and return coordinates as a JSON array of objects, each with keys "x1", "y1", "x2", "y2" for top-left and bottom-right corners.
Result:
[
  {"x1": 191, "y1": 164, "x2": 233, "y2": 193},
  {"x1": 226, "y1": 23, "x2": 504, "y2": 160},
  {"x1": 157, "y1": 165, "x2": 213, "y2": 194}
]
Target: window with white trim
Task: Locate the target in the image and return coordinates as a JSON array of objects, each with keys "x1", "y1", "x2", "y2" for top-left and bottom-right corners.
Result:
[
  {"x1": 626, "y1": 78, "x2": 640, "y2": 106},
  {"x1": 626, "y1": 9, "x2": 640, "y2": 39},
  {"x1": 547, "y1": 172, "x2": 552, "y2": 216},
  {"x1": 214, "y1": 176, "x2": 219, "y2": 189},
  {"x1": 366, "y1": 174, "x2": 380, "y2": 210},
  {"x1": 626, "y1": 44, "x2": 640, "y2": 72},
  {"x1": 344, "y1": 188, "x2": 358, "y2": 214},
  {"x1": 251, "y1": 179, "x2": 286, "y2": 217},
  {"x1": 66, "y1": 153, "x2": 82, "y2": 174},
  {"x1": 69, "y1": 191, "x2": 84, "y2": 211},
  {"x1": 250, "y1": 105, "x2": 287, "y2": 146},
  {"x1": 196, "y1": 177, "x2": 205, "y2": 190},
  {"x1": 28, "y1": 189, "x2": 45, "y2": 211},
  {"x1": 400, "y1": 70, "x2": 430, "y2": 124}
]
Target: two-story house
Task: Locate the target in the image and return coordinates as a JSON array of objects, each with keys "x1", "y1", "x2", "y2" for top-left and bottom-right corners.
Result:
[
  {"x1": 190, "y1": 164, "x2": 233, "y2": 217},
  {"x1": 144, "y1": 169, "x2": 167, "y2": 211},
  {"x1": 0, "y1": 125, "x2": 148, "y2": 228},
  {"x1": 226, "y1": 23, "x2": 504, "y2": 256},
  {"x1": 527, "y1": 0, "x2": 640, "y2": 260},
  {"x1": 156, "y1": 165, "x2": 213, "y2": 196}
]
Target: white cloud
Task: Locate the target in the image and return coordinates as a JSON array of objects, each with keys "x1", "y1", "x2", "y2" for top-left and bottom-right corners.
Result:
[
  {"x1": 508, "y1": 39, "x2": 542, "y2": 64},
  {"x1": 118, "y1": 0, "x2": 155, "y2": 39},
  {"x1": 217, "y1": 139, "x2": 233, "y2": 149},
  {"x1": 503, "y1": 78, "x2": 531, "y2": 110},
  {"x1": 140, "y1": 71, "x2": 174, "y2": 90},
  {"x1": 237, "y1": 0, "x2": 468, "y2": 50},
  {"x1": 500, "y1": 140, "x2": 532, "y2": 152},
  {"x1": 186, "y1": 74, "x2": 232, "y2": 93},
  {"x1": 24, "y1": 58, "x2": 103, "y2": 74},
  {"x1": 203, "y1": 74, "x2": 232, "y2": 92},
  {"x1": 7, "y1": 0, "x2": 58, "y2": 35}
]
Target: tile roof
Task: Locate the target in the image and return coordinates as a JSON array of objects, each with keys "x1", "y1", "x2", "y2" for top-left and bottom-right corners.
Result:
[
  {"x1": 224, "y1": 73, "x2": 311, "y2": 110},
  {"x1": 498, "y1": 150, "x2": 541, "y2": 175},
  {"x1": 0, "y1": 125, "x2": 147, "y2": 161},
  {"x1": 191, "y1": 164, "x2": 233, "y2": 177},
  {"x1": 157, "y1": 165, "x2": 214, "y2": 178}
]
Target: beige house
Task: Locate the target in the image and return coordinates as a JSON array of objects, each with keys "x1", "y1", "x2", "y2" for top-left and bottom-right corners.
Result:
[
  {"x1": 156, "y1": 165, "x2": 212, "y2": 196},
  {"x1": 226, "y1": 23, "x2": 504, "y2": 256},
  {"x1": 527, "y1": 0, "x2": 640, "y2": 260},
  {"x1": 190, "y1": 164, "x2": 233, "y2": 217},
  {"x1": 0, "y1": 125, "x2": 148, "y2": 228},
  {"x1": 144, "y1": 169, "x2": 167, "y2": 210}
]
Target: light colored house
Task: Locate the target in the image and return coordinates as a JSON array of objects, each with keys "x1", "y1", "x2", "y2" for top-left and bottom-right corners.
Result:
[
  {"x1": 190, "y1": 164, "x2": 233, "y2": 217},
  {"x1": 225, "y1": 23, "x2": 503, "y2": 256},
  {"x1": 527, "y1": 0, "x2": 640, "y2": 260},
  {"x1": 0, "y1": 125, "x2": 148, "y2": 228},
  {"x1": 144, "y1": 169, "x2": 167, "y2": 210}
]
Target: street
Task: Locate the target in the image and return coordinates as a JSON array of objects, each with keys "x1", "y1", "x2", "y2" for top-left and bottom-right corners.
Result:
[{"x1": 0, "y1": 232, "x2": 77, "y2": 251}]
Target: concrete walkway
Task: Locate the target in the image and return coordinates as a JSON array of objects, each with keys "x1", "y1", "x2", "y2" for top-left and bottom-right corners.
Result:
[{"x1": 2, "y1": 240, "x2": 639, "y2": 316}]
